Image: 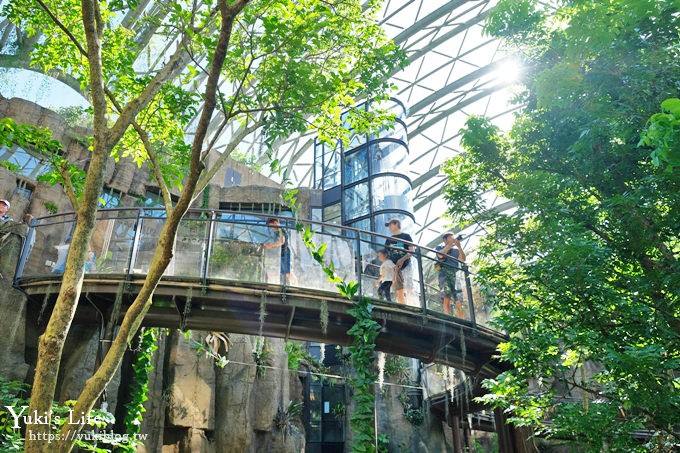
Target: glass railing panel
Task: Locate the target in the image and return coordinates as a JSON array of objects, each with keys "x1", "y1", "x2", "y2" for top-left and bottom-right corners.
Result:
[
  {"x1": 90, "y1": 209, "x2": 138, "y2": 274},
  {"x1": 21, "y1": 213, "x2": 76, "y2": 278},
  {"x1": 466, "y1": 272, "x2": 496, "y2": 329},
  {"x1": 15, "y1": 208, "x2": 499, "y2": 330},
  {"x1": 167, "y1": 216, "x2": 209, "y2": 278},
  {"x1": 208, "y1": 217, "x2": 277, "y2": 285},
  {"x1": 130, "y1": 216, "x2": 165, "y2": 275},
  {"x1": 290, "y1": 227, "x2": 356, "y2": 293},
  {"x1": 357, "y1": 236, "x2": 421, "y2": 308}
]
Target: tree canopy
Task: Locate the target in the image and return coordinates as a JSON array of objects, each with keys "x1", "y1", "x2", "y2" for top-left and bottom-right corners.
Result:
[{"x1": 443, "y1": 0, "x2": 680, "y2": 451}]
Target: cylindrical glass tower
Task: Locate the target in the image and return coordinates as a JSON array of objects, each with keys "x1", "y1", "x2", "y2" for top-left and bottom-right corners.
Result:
[{"x1": 313, "y1": 98, "x2": 414, "y2": 236}]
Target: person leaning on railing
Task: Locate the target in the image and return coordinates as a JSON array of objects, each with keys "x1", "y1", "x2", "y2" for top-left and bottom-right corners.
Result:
[
  {"x1": 384, "y1": 218, "x2": 414, "y2": 305},
  {"x1": 264, "y1": 217, "x2": 294, "y2": 285},
  {"x1": 435, "y1": 232, "x2": 466, "y2": 318}
]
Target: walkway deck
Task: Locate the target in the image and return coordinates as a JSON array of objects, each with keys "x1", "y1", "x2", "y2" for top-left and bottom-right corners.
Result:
[{"x1": 20, "y1": 275, "x2": 507, "y2": 378}]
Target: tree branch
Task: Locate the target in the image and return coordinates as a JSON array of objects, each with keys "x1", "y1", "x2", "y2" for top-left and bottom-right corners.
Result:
[
  {"x1": 59, "y1": 3, "x2": 251, "y2": 447},
  {"x1": 194, "y1": 118, "x2": 263, "y2": 197},
  {"x1": 130, "y1": 120, "x2": 174, "y2": 212},
  {"x1": 34, "y1": 0, "x2": 88, "y2": 57},
  {"x1": 58, "y1": 161, "x2": 80, "y2": 211}
]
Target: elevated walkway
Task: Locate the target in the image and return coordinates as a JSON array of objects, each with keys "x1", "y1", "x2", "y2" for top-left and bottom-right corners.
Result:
[{"x1": 14, "y1": 208, "x2": 506, "y2": 376}]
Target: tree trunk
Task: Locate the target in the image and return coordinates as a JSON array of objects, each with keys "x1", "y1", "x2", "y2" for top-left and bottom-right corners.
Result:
[{"x1": 24, "y1": 0, "x2": 109, "y2": 449}]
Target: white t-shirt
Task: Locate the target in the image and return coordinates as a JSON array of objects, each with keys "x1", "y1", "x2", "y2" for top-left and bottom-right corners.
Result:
[
  {"x1": 380, "y1": 259, "x2": 395, "y2": 282},
  {"x1": 54, "y1": 244, "x2": 70, "y2": 270}
]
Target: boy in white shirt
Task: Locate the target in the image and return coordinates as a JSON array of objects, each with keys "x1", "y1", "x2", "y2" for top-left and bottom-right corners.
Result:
[{"x1": 376, "y1": 249, "x2": 395, "y2": 302}]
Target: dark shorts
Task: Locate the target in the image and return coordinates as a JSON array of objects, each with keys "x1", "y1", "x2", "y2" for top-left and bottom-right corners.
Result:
[
  {"x1": 281, "y1": 248, "x2": 291, "y2": 275},
  {"x1": 378, "y1": 281, "x2": 392, "y2": 301},
  {"x1": 438, "y1": 268, "x2": 461, "y2": 300}
]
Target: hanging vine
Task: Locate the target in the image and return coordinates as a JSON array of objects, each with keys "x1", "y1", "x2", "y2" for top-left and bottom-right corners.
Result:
[
  {"x1": 123, "y1": 328, "x2": 158, "y2": 449},
  {"x1": 297, "y1": 223, "x2": 381, "y2": 452},
  {"x1": 273, "y1": 155, "x2": 384, "y2": 451}
]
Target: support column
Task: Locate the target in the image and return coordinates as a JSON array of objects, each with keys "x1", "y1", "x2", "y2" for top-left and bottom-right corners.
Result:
[
  {"x1": 494, "y1": 408, "x2": 537, "y2": 453},
  {"x1": 494, "y1": 408, "x2": 513, "y2": 453},
  {"x1": 450, "y1": 415, "x2": 463, "y2": 453}
]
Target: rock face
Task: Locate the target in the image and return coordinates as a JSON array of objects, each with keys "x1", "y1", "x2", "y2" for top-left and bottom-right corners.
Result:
[
  {"x1": 0, "y1": 222, "x2": 30, "y2": 382},
  {"x1": 132, "y1": 333, "x2": 305, "y2": 453},
  {"x1": 376, "y1": 384, "x2": 449, "y2": 453}
]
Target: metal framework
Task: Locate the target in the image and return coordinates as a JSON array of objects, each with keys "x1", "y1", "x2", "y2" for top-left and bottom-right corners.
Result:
[{"x1": 0, "y1": 0, "x2": 520, "y2": 250}]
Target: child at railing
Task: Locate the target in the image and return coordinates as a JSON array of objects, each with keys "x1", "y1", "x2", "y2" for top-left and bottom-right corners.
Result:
[{"x1": 376, "y1": 249, "x2": 395, "y2": 302}]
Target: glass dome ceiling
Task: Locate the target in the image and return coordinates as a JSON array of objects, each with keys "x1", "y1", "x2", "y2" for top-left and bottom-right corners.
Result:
[{"x1": 0, "y1": 0, "x2": 520, "y2": 249}]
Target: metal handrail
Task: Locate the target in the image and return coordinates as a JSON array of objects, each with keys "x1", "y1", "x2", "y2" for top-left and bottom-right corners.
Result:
[
  {"x1": 17, "y1": 208, "x2": 483, "y2": 326},
  {"x1": 28, "y1": 208, "x2": 470, "y2": 267}
]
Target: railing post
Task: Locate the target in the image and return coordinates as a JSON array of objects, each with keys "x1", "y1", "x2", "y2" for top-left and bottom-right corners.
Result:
[
  {"x1": 127, "y1": 208, "x2": 144, "y2": 279},
  {"x1": 355, "y1": 231, "x2": 362, "y2": 299},
  {"x1": 463, "y1": 264, "x2": 476, "y2": 327},
  {"x1": 415, "y1": 247, "x2": 427, "y2": 314},
  {"x1": 14, "y1": 223, "x2": 35, "y2": 284},
  {"x1": 203, "y1": 211, "x2": 216, "y2": 289}
]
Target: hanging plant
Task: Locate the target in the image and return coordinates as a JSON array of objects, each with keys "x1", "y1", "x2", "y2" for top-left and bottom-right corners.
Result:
[
  {"x1": 252, "y1": 337, "x2": 272, "y2": 379},
  {"x1": 205, "y1": 332, "x2": 230, "y2": 356},
  {"x1": 320, "y1": 299, "x2": 329, "y2": 335},
  {"x1": 123, "y1": 328, "x2": 158, "y2": 446},
  {"x1": 377, "y1": 352, "x2": 386, "y2": 391},
  {"x1": 296, "y1": 220, "x2": 381, "y2": 452}
]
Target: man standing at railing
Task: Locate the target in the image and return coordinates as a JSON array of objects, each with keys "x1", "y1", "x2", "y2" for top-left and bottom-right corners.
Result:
[
  {"x1": 385, "y1": 218, "x2": 414, "y2": 305},
  {"x1": 435, "y1": 232, "x2": 466, "y2": 318},
  {"x1": 265, "y1": 218, "x2": 293, "y2": 285}
]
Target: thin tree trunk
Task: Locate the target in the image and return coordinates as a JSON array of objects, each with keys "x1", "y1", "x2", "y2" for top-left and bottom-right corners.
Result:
[{"x1": 25, "y1": 0, "x2": 109, "y2": 449}]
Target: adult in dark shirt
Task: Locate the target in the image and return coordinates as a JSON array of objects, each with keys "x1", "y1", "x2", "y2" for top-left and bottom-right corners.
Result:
[
  {"x1": 265, "y1": 218, "x2": 293, "y2": 285},
  {"x1": 435, "y1": 232, "x2": 466, "y2": 318},
  {"x1": 384, "y1": 218, "x2": 414, "y2": 305}
]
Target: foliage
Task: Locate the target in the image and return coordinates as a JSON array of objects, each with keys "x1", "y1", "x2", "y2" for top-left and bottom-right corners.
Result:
[
  {"x1": 639, "y1": 98, "x2": 680, "y2": 170},
  {"x1": 273, "y1": 399, "x2": 303, "y2": 436},
  {"x1": 285, "y1": 341, "x2": 327, "y2": 374},
  {"x1": 252, "y1": 337, "x2": 273, "y2": 379},
  {"x1": 383, "y1": 355, "x2": 410, "y2": 384},
  {"x1": 377, "y1": 434, "x2": 389, "y2": 453},
  {"x1": 296, "y1": 220, "x2": 381, "y2": 452},
  {"x1": 121, "y1": 328, "x2": 158, "y2": 451},
  {"x1": 205, "y1": 332, "x2": 230, "y2": 356},
  {"x1": 404, "y1": 407, "x2": 424, "y2": 426},
  {"x1": 0, "y1": 160, "x2": 20, "y2": 173},
  {"x1": 0, "y1": 377, "x2": 133, "y2": 452},
  {"x1": 209, "y1": 241, "x2": 263, "y2": 280},
  {"x1": 52, "y1": 106, "x2": 93, "y2": 129},
  {"x1": 331, "y1": 401, "x2": 346, "y2": 420},
  {"x1": 0, "y1": 117, "x2": 85, "y2": 198},
  {"x1": 182, "y1": 330, "x2": 230, "y2": 369},
  {"x1": 230, "y1": 149, "x2": 264, "y2": 172},
  {"x1": 43, "y1": 201, "x2": 58, "y2": 215},
  {"x1": 444, "y1": 0, "x2": 680, "y2": 450},
  {"x1": 0, "y1": 378, "x2": 30, "y2": 451},
  {"x1": 396, "y1": 389, "x2": 423, "y2": 426}
]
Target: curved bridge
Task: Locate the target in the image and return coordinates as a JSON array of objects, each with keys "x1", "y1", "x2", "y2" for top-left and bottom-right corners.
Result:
[
  {"x1": 20, "y1": 276, "x2": 505, "y2": 377},
  {"x1": 15, "y1": 208, "x2": 506, "y2": 378}
]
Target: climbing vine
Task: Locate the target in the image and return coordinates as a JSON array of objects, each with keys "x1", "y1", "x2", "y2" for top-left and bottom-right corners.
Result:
[
  {"x1": 122, "y1": 328, "x2": 158, "y2": 450},
  {"x1": 296, "y1": 223, "x2": 382, "y2": 452}
]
